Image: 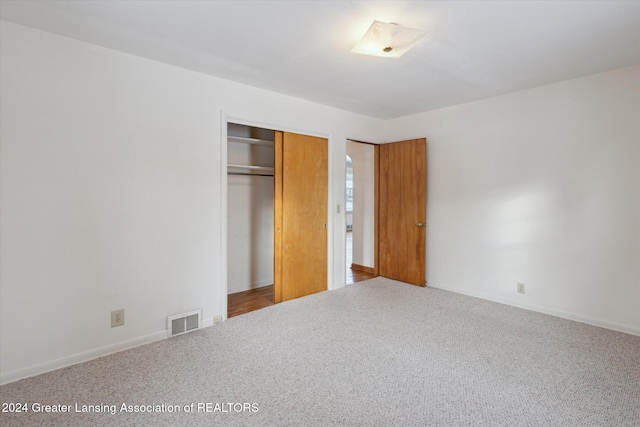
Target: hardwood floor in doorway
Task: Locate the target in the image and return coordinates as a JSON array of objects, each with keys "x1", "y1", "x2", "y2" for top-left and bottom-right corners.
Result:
[
  {"x1": 346, "y1": 231, "x2": 376, "y2": 285},
  {"x1": 228, "y1": 285, "x2": 274, "y2": 318},
  {"x1": 229, "y1": 231, "x2": 376, "y2": 318},
  {"x1": 347, "y1": 268, "x2": 376, "y2": 285},
  {"x1": 228, "y1": 272, "x2": 373, "y2": 319}
]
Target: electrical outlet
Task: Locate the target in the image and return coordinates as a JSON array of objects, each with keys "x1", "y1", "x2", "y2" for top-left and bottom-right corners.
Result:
[
  {"x1": 517, "y1": 282, "x2": 525, "y2": 294},
  {"x1": 111, "y1": 309, "x2": 125, "y2": 327},
  {"x1": 214, "y1": 316, "x2": 223, "y2": 324}
]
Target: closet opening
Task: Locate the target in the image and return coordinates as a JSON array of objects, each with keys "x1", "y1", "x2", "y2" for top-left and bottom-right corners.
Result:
[
  {"x1": 227, "y1": 123, "x2": 275, "y2": 317},
  {"x1": 226, "y1": 123, "x2": 329, "y2": 316}
]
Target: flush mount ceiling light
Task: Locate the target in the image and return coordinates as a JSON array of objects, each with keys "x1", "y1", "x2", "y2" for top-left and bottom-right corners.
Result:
[{"x1": 351, "y1": 20, "x2": 427, "y2": 58}]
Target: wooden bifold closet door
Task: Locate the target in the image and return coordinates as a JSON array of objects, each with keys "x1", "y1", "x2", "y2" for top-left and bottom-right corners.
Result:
[{"x1": 274, "y1": 131, "x2": 328, "y2": 303}]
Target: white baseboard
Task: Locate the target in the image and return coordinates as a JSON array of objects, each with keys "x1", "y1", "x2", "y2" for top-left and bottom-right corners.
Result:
[
  {"x1": 250, "y1": 279, "x2": 273, "y2": 289},
  {"x1": 201, "y1": 316, "x2": 214, "y2": 328},
  {"x1": 331, "y1": 281, "x2": 346, "y2": 290},
  {"x1": 227, "y1": 279, "x2": 273, "y2": 295},
  {"x1": 427, "y1": 281, "x2": 639, "y2": 337},
  {"x1": 1, "y1": 316, "x2": 203, "y2": 386}
]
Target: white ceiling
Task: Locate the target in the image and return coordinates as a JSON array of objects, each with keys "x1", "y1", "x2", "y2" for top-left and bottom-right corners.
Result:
[{"x1": 1, "y1": 0, "x2": 639, "y2": 119}]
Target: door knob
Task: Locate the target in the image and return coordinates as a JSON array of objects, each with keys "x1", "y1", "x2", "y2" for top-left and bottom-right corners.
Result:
[{"x1": 417, "y1": 222, "x2": 424, "y2": 228}]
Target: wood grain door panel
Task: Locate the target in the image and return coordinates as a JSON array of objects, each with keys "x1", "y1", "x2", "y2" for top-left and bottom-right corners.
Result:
[
  {"x1": 274, "y1": 132, "x2": 328, "y2": 302},
  {"x1": 379, "y1": 138, "x2": 426, "y2": 286}
]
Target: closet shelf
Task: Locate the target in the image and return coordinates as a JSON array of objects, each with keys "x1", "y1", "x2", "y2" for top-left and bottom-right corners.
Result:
[
  {"x1": 228, "y1": 164, "x2": 274, "y2": 172},
  {"x1": 228, "y1": 136, "x2": 274, "y2": 147}
]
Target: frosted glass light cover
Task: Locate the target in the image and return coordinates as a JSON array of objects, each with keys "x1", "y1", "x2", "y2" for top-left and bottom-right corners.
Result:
[{"x1": 351, "y1": 20, "x2": 427, "y2": 58}]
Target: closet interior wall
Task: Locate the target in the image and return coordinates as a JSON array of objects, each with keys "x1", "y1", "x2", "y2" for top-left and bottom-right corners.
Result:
[{"x1": 227, "y1": 123, "x2": 275, "y2": 294}]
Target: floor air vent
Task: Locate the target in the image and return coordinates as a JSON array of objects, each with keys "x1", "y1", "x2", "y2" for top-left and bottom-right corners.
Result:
[{"x1": 167, "y1": 309, "x2": 202, "y2": 337}]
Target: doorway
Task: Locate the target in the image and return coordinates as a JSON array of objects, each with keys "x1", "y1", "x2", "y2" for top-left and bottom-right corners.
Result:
[{"x1": 346, "y1": 140, "x2": 377, "y2": 285}]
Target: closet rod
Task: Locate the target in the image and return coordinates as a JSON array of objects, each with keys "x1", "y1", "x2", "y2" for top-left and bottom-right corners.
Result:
[{"x1": 227, "y1": 172, "x2": 274, "y2": 177}]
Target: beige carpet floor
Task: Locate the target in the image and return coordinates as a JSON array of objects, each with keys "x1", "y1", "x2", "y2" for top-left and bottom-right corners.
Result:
[{"x1": 1, "y1": 277, "x2": 639, "y2": 426}]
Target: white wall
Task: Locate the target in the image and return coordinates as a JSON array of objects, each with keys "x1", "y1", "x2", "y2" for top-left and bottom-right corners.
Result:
[
  {"x1": 386, "y1": 65, "x2": 640, "y2": 334},
  {"x1": 2, "y1": 19, "x2": 637, "y2": 386},
  {"x1": 346, "y1": 141, "x2": 375, "y2": 268},
  {"x1": 0, "y1": 21, "x2": 384, "y2": 383},
  {"x1": 227, "y1": 173, "x2": 274, "y2": 293}
]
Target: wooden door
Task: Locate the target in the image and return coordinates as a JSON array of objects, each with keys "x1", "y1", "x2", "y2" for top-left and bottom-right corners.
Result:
[
  {"x1": 274, "y1": 132, "x2": 328, "y2": 302},
  {"x1": 378, "y1": 138, "x2": 426, "y2": 286}
]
